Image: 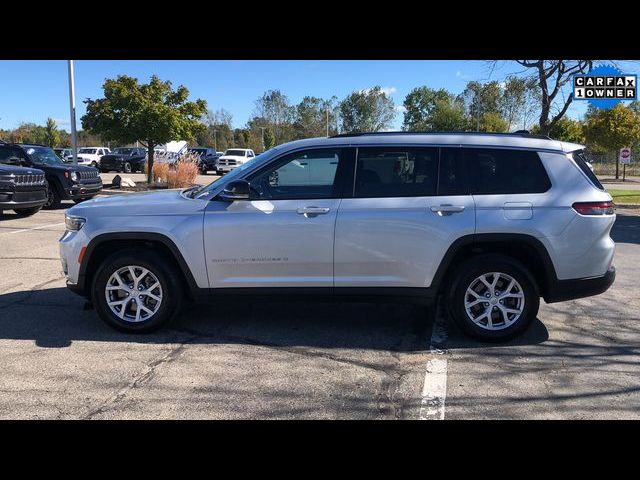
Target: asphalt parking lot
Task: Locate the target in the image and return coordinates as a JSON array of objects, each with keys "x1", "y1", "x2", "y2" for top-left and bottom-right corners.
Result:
[{"x1": 0, "y1": 192, "x2": 638, "y2": 419}]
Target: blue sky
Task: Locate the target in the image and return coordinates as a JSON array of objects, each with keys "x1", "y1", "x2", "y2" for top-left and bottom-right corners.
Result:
[{"x1": 1, "y1": 60, "x2": 639, "y2": 132}]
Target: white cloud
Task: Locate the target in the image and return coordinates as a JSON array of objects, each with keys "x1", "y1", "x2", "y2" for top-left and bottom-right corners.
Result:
[
  {"x1": 359, "y1": 86, "x2": 397, "y2": 96},
  {"x1": 394, "y1": 105, "x2": 407, "y2": 113}
]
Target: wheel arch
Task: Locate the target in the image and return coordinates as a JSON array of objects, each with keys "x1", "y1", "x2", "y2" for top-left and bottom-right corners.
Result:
[
  {"x1": 78, "y1": 232, "x2": 201, "y2": 300},
  {"x1": 432, "y1": 233, "x2": 558, "y2": 300}
]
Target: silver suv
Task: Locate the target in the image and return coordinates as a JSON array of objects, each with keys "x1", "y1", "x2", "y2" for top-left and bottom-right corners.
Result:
[{"x1": 60, "y1": 132, "x2": 616, "y2": 341}]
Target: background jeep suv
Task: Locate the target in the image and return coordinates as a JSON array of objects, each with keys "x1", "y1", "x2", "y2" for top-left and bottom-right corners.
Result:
[
  {"x1": 2, "y1": 143, "x2": 103, "y2": 209},
  {"x1": 0, "y1": 150, "x2": 47, "y2": 216},
  {"x1": 60, "y1": 132, "x2": 615, "y2": 341}
]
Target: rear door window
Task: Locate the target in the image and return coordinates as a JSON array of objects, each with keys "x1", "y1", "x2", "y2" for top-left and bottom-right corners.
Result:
[
  {"x1": 464, "y1": 148, "x2": 551, "y2": 195},
  {"x1": 354, "y1": 147, "x2": 438, "y2": 198}
]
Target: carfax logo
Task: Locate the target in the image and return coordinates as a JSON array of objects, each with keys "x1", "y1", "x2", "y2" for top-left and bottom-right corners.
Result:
[{"x1": 574, "y1": 65, "x2": 637, "y2": 109}]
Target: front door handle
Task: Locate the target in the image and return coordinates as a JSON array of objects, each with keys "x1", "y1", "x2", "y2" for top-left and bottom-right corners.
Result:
[
  {"x1": 297, "y1": 206, "x2": 331, "y2": 217},
  {"x1": 430, "y1": 204, "x2": 465, "y2": 216}
]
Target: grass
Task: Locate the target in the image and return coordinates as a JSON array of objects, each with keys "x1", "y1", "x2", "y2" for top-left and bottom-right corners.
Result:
[{"x1": 607, "y1": 189, "x2": 640, "y2": 205}]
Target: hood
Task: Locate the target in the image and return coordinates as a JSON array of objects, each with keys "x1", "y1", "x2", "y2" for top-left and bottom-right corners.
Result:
[
  {"x1": 39, "y1": 163, "x2": 98, "y2": 173},
  {"x1": 0, "y1": 164, "x2": 45, "y2": 175},
  {"x1": 68, "y1": 188, "x2": 208, "y2": 218}
]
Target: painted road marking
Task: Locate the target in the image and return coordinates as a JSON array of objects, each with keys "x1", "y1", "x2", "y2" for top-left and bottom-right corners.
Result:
[
  {"x1": 419, "y1": 302, "x2": 448, "y2": 420},
  {"x1": 0, "y1": 222, "x2": 65, "y2": 235}
]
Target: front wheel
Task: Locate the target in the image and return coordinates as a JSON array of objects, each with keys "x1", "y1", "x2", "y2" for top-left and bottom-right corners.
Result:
[
  {"x1": 43, "y1": 185, "x2": 61, "y2": 209},
  {"x1": 447, "y1": 255, "x2": 539, "y2": 342},
  {"x1": 123, "y1": 162, "x2": 132, "y2": 173},
  {"x1": 92, "y1": 249, "x2": 183, "y2": 333}
]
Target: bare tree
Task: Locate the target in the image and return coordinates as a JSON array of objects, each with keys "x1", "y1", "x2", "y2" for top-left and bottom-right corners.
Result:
[{"x1": 515, "y1": 60, "x2": 593, "y2": 135}]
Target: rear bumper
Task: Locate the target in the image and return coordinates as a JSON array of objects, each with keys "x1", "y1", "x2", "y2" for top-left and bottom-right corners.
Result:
[{"x1": 544, "y1": 266, "x2": 616, "y2": 303}]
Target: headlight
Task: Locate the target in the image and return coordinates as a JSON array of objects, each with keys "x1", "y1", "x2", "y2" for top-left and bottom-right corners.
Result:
[
  {"x1": 70, "y1": 171, "x2": 79, "y2": 182},
  {"x1": 65, "y1": 215, "x2": 86, "y2": 231}
]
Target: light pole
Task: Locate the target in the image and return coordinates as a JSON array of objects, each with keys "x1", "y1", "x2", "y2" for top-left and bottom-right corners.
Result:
[
  {"x1": 213, "y1": 129, "x2": 218, "y2": 151},
  {"x1": 326, "y1": 106, "x2": 329, "y2": 137},
  {"x1": 67, "y1": 60, "x2": 78, "y2": 166},
  {"x1": 259, "y1": 127, "x2": 265, "y2": 152}
]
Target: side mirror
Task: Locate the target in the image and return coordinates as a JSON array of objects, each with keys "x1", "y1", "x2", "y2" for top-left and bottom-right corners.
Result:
[{"x1": 219, "y1": 180, "x2": 250, "y2": 201}]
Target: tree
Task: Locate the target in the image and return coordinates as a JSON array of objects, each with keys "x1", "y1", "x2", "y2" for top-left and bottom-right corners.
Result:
[
  {"x1": 199, "y1": 108, "x2": 234, "y2": 151},
  {"x1": 402, "y1": 87, "x2": 468, "y2": 131},
  {"x1": 43, "y1": 118, "x2": 60, "y2": 147},
  {"x1": 293, "y1": 96, "x2": 339, "y2": 139},
  {"x1": 532, "y1": 117, "x2": 585, "y2": 143},
  {"x1": 252, "y1": 90, "x2": 294, "y2": 144},
  {"x1": 584, "y1": 104, "x2": 640, "y2": 178},
  {"x1": 339, "y1": 86, "x2": 395, "y2": 133},
  {"x1": 460, "y1": 80, "x2": 509, "y2": 132},
  {"x1": 500, "y1": 77, "x2": 528, "y2": 131},
  {"x1": 81, "y1": 75, "x2": 207, "y2": 183},
  {"x1": 514, "y1": 60, "x2": 593, "y2": 135},
  {"x1": 263, "y1": 128, "x2": 275, "y2": 150}
]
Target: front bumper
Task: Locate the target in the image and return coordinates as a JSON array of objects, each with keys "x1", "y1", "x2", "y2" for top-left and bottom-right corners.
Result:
[
  {"x1": 0, "y1": 189, "x2": 47, "y2": 209},
  {"x1": 216, "y1": 165, "x2": 237, "y2": 172},
  {"x1": 64, "y1": 183, "x2": 102, "y2": 200},
  {"x1": 544, "y1": 266, "x2": 616, "y2": 303}
]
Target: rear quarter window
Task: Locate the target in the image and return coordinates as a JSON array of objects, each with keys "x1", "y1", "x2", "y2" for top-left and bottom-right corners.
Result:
[
  {"x1": 464, "y1": 148, "x2": 551, "y2": 195},
  {"x1": 572, "y1": 150, "x2": 604, "y2": 190}
]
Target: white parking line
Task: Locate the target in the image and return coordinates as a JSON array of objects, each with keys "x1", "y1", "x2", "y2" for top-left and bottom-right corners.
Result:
[
  {"x1": 419, "y1": 303, "x2": 448, "y2": 420},
  {"x1": 0, "y1": 222, "x2": 65, "y2": 235}
]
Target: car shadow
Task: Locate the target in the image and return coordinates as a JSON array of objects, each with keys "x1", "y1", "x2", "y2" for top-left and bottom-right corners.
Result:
[{"x1": 0, "y1": 287, "x2": 550, "y2": 350}]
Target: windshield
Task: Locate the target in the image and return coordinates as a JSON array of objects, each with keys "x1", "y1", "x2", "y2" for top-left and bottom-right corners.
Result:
[
  {"x1": 191, "y1": 148, "x2": 277, "y2": 198},
  {"x1": 189, "y1": 149, "x2": 206, "y2": 155},
  {"x1": 79, "y1": 148, "x2": 97, "y2": 154},
  {"x1": 225, "y1": 150, "x2": 247, "y2": 157},
  {"x1": 25, "y1": 146, "x2": 64, "y2": 165},
  {"x1": 113, "y1": 148, "x2": 134, "y2": 155}
]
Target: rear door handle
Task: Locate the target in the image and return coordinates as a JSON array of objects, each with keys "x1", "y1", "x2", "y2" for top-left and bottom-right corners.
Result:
[
  {"x1": 430, "y1": 205, "x2": 465, "y2": 216},
  {"x1": 297, "y1": 206, "x2": 331, "y2": 216}
]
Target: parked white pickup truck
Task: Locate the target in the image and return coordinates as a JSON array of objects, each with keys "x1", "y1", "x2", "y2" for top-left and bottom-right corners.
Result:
[
  {"x1": 216, "y1": 148, "x2": 256, "y2": 173},
  {"x1": 65, "y1": 147, "x2": 111, "y2": 168}
]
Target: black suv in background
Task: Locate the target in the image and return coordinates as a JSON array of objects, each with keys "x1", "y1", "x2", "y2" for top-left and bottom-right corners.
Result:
[
  {"x1": 100, "y1": 147, "x2": 147, "y2": 173},
  {"x1": 0, "y1": 143, "x2": 102, "y2": 209},
  {"x1": 0, "y1": 147, "x2": 47, "y2": 216},
  {"x1": 188, "y1": 147, "x2": 220, "y2": 174}
]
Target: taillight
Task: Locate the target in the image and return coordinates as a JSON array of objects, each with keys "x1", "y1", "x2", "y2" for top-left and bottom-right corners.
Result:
[{"x1": 572, "y1": 201, "x2": 615, "y2": 215}]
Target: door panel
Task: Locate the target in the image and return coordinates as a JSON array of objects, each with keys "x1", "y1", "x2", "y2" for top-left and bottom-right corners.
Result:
[
  {"x1": 204, "y1": 199, "x2": 339, "y2": 287},
  {"x1": 334, "y1": 195, "x2": 475, "y2": 287},
  {"x1": 203, "y1": 147, "x2": 350, "y2": 288},
  {"x1": 334, "y1": 146, "x2": 475, "y2": 288}
]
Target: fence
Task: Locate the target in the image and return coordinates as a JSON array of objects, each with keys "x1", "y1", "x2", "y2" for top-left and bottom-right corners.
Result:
[{"x1": 584, "y1": 152, "x2": 640, "y2": 177}]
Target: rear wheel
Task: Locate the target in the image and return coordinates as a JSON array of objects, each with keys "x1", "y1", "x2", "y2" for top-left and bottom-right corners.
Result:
[
  {"x1": 13, "y1": 206, "x2": 42, "y2": 216},
  {"x1": 124, "y1": 162, "x2": 132, "y2": 173},
  {"x1": 91, "y1": 161, "x2": 98, "y2": 168},
  {"x1": 92, "y1": 249, "x2": 183, "y2": 333},
  {"x1": 447, "y1": 255, "x2": 539, "y2": 342}
]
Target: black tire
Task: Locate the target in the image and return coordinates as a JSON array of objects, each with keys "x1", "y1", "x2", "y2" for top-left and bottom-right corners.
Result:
[
  {"x1": 13, "y1": 205, "x2": 42, "y2": 216},
  {"x1": 91, "y1": 161, "x2": 98, "y2": 168},
  {"x1": 92, "y1": 248, "x2": 184, "y2": 333},
  {"x1": 447, "y1": 254, "x2": 539, "y2": 342},
  {"x1": 124, "y1": 162, "x2": 132, "y2": 173},
  {"x1": 44, "y1": 184, "x2": 61, "y2": 209}
]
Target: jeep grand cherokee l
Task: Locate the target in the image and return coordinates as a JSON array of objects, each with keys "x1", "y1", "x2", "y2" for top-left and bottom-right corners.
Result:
[
  {"x1": 2, "y1": 144, "x2": 103, "y2": 209},
  {"x1": 60, "y1": 132, "x2": 616, "y2": 341}
]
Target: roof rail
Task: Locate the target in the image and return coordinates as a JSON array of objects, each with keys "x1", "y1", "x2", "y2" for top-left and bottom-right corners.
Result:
[{"x1": 330, "y1": 131, "x2": 552, "y2": 140}]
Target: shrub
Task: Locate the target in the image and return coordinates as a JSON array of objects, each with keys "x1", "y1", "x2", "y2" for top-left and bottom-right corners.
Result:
[{"x1": 166, "y1": 153, "x2": 199, "y2": 188}]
